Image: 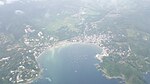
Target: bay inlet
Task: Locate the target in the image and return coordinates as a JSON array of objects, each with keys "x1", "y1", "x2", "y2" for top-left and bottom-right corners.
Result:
[{"x1": 33, "y1": 43, "x2": 120, "y2": 84}]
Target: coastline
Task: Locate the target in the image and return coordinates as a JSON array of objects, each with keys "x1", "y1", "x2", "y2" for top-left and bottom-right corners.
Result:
[{"x1": 31, "y1": 34, "x2": 114, "y2": 83}]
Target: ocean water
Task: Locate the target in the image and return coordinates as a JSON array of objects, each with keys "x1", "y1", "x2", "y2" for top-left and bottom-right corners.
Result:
[
  {"x1": 144, "y1": 73, "x2": 150, "y2": 84},
  {"x1": 33, "y1": 43, "x2": 120, "y2": 84}
]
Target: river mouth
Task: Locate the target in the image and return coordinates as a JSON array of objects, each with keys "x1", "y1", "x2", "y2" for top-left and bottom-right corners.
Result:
[{"x1": 33, "y1": 43, "x2": 119, "y2": 84}]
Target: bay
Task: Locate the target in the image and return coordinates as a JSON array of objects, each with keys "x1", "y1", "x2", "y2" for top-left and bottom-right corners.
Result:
[{"x1": 33, "y1": 43, "x2": 120, "y2": 84}]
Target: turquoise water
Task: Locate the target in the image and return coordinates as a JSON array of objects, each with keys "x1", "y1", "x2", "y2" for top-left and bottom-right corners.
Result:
[{"x1": 33, "y1": 44, "x2": 120, "y2": 84}]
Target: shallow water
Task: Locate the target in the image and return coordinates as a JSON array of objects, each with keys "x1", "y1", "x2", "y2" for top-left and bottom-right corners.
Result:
[{"x1": 33, "y1": 44, "x2": 120, "y2": 84}]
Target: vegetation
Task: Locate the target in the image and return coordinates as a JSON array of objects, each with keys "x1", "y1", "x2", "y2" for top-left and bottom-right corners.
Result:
[{"x1": 0, "y1": 0, "x2": 150, "y2": 84}]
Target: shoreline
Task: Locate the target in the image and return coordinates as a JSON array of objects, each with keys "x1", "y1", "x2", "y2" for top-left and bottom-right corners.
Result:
[
  {"x1": 32, "y1": 34, "x2": 113, "y2": 83},
  {"x1": 33, "y1": 41, "x2": 103, "y2": 82}
]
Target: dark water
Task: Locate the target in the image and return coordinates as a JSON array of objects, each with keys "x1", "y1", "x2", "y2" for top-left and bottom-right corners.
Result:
[{"x1": 33, "y1": 44, "x2": 120, "y2": 84}]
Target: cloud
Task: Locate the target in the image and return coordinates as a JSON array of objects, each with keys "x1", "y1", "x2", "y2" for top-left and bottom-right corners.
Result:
[
  {"x1": 0, "y1": 1, "x2": 4, "y2": 5},
  {"x1": 6, "y1": 0, "x2": 19, "y2": 4}
]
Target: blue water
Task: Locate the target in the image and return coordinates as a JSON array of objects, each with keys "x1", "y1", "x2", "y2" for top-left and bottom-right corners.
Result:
[
  {"x1": 33, "y1": 44, "x2": 120, "y2": 84},
  {"x1": 144, "y1": 73, "x2": 150, "y2": 84}
]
